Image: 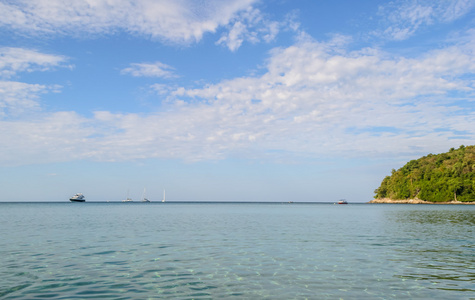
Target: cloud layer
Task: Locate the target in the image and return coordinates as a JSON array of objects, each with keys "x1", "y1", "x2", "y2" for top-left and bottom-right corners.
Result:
[
  {"x1": 1, "y1": 1, "x2": 474, "y2": 167},
  {"x1": 1, "y1": 32, "x2": 474, "y2": 166},
  {"x1": 0, "y1": 0, "x2": 257, "y2": 44}
]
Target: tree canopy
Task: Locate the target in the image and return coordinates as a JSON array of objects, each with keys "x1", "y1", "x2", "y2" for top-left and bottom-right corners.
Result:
[{"x1": 374, "y1": 145, "x2": 475, "y2": 202}]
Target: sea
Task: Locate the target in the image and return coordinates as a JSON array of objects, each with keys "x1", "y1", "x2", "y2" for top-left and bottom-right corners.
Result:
[{"x1": 0, "y1": 202, "x2": 474, "y2": 299}]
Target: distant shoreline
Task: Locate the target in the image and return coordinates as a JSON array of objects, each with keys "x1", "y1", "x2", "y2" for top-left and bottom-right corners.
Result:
[{"x1": 369, "y1": 198, "x2": 475, "y2": 204}]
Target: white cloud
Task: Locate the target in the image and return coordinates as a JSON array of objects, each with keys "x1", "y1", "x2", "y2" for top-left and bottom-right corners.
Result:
[
  {"x1": 441, "y1": 0, "x2": 475, "y2": 22},
  {"x1": 0, "y1": 47, "x2": 70, "y2": 79},
  {"x1": 216, "y1": 7, "x2": 293, "y2": 51},
  {"x1": 157, "y1": 33, "x2": 474, "y2": 159},
  {"x1": 0, "y1": 81, "x2": 45, "y2": 117},
  {"x1": 0, "y1": 48, "x2": 68, "y2": 117},
  {"x1": 0, "y1": 112, "x2": 94, "y2": 165},
  {"x1": 378, "y1": 0, "x2": 475, "y2": 40},
  {"x1": 121, "y1": 61, "x2": 177, "y2": 78},
  {"x1": 0, "y1": 0, "x2": 258, "y2": 44},
  {"x1": 0, "y1": 33, "x2": 473, "y2": 166}
]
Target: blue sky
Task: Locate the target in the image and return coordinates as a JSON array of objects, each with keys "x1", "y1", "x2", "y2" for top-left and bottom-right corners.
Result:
[{"x1": 1, "y1": 0, "x2": 474, "y2": 202}]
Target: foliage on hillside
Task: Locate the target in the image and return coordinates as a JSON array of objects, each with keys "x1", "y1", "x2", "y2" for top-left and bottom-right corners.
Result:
[{"x1": 374, "y1": 145, "x2": 475, "y2": 202}]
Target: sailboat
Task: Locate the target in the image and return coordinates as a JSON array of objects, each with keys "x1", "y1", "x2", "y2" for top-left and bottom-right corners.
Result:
[
  {"x1": 122, "y1": 190, "x2": 133, "y2": 202},
  {"x1": 162, "y1": 189, "x2": 166, "y2": 202},
  {"x1": 142, "y1": 188, "x2": 150, "y2": 202}
]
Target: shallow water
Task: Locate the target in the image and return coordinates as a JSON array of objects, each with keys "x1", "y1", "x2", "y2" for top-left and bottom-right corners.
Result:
[{"x1": 0, "y1": 202, "x2": 474, "y2": 299}]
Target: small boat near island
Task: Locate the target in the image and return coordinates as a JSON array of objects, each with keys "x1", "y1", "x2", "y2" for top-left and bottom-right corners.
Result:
[
  {"x1": 337, "y1": 199, "x2": 348, "y2": 204},
  {"x1": 70, "y1": 193, "x2": 85, "y2": 202}
]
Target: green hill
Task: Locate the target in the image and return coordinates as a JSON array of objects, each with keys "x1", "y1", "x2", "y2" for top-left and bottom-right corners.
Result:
[{"x1": 374, "y1": 145, "x2": 475, "y2": 203}]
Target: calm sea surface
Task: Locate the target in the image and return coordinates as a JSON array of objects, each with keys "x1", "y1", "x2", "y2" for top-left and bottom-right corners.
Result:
[{"x1": 0, "y1": 202, "x2": 474, "y2": 299}]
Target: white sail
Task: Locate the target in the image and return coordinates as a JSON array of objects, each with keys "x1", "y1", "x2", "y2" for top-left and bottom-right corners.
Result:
[
  {"x1": 142, "y1": 188, "x2": 150, "y2": 202},
  {"x1": 122, "y1": 189, "x2": 133, "y2": 202},
  {"x1": 162, "y1": 189, "x2": 166, "y2": 202}
]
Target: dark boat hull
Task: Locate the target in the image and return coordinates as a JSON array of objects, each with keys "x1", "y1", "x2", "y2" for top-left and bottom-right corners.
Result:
[{"x1": 70, "y1": 199, "x2": 85, "y2": 202}]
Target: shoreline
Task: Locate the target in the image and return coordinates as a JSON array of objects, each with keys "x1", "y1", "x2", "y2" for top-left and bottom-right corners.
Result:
[{"x1": 369, "y1": 198, "x2": 475, "y2": 204}]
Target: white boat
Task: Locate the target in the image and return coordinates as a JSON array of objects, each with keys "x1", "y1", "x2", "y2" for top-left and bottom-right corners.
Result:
[
  {"x1": 70, "y1": 193, "x2": 85, "y2": 202},
  {"x1": 337, "y1": 199, "x2": 348, "y2": 204},
  {"x1": 162, "y1": 189, "x2": 166, "y2": 202},
  {"x1": 141, "y1": 188, "x2": 150, "y2": 202},
  {"x1": 122, "y1": 190, "x2": 133, "y2": 202}
]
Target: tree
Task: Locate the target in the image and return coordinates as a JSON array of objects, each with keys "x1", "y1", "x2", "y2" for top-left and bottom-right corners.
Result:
[{"x1": 374, "y1": 145, "x2": 475, "y2": 202}]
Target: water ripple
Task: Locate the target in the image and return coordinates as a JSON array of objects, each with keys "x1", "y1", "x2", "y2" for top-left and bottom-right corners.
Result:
[{"x1": 0, "y1": 203, "x2": 474, "y2": 299}]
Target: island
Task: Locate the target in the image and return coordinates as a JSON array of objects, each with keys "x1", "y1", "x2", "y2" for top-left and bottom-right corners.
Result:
[{"x1": 370, "y1": 145, "x2": 475, "y2": 204}]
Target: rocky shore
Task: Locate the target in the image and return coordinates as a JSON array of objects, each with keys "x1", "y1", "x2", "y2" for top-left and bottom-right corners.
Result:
[{"x1": 368, "y1": 198, "x2": 475, "y2": 204}]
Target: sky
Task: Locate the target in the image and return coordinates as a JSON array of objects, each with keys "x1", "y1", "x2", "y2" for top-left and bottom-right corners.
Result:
[{"x1": 0, "y1": 0, "x2": 474, "y2": 202}]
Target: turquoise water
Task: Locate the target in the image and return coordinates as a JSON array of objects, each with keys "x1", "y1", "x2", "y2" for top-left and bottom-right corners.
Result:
[{"x1": 0, "y1": 202, "x2": 474, "y2": 299}]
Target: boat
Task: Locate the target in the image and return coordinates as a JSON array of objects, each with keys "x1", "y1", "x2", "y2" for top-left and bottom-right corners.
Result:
[
  {"x1": 70, "y1": 193, "x2": 85, "y2": 202},
  {"x1": 122, "y1": 190, "x2": 133, "y2": 202},
  {"x1": 141, "y1": 188, "x2": 150, "y2": 202},
  {"x1": 162, "y1": 189, "x2": 166, "y2": 202},
  {"x1": 337, "y1": 199, "x2": 348, "y2": 204}
]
